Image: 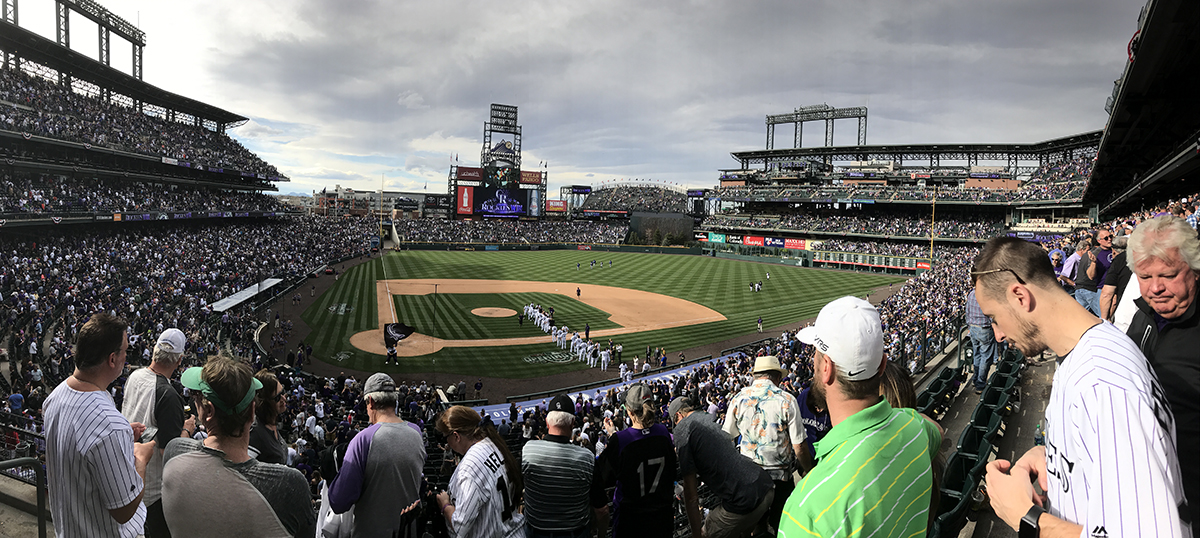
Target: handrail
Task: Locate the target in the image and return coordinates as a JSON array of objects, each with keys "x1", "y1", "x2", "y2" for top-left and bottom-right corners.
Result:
[{"x1": 0, "y1": 457, "x2": 47, "y2": 538}]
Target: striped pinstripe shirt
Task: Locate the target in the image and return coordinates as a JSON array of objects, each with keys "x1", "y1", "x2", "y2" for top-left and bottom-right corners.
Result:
[
  {"x1": 777, "y1": 400, "x2": 940, "y2": 538},
  {"x1": 1045, "y1": 322, "x2": 1192, "y2": 537},
  {"x1": 45, "y1": 382, "x2": 146, "y2": 538},
  {"x1": 447, "y1": 437, "x2": 526, "y2": 538},
  {"x1": 521, "y1": 435, "x2": 594, "y2": 531}
]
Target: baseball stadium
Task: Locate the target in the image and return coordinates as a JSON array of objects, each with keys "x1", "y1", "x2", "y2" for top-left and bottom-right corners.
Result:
[{"x1": 2, "y1": 1, "x2": 1200, "y2": 538}]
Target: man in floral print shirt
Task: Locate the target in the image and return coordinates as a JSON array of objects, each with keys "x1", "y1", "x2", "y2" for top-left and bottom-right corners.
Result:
[{"x1": 723, "y1": 355, "x2": 810, "y2": 534}]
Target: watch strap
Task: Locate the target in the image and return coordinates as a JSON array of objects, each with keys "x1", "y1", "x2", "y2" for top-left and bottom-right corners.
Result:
[{"x1": 1019, "y1": 504, "x2": 1045, "y2": 538}]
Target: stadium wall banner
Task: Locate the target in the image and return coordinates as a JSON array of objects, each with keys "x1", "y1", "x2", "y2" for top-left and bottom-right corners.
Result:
[
  {"x1": 172, "y1": 212, "x2": 192, "y2": 219},
  {"x1": 457, "y1": 186, "x2": 474, "y2": 215},
  {"x1": 571, "y1": 186, "x2": 592, "y2": 194},
  {"x1": 916, "y1": 262, "x2": 931, "y2": 269},
  {"x1": 784, "y1": 238, "x2": 805, "y2": 250},
  {"x1": 694, "y1": 231, "x2": 708, "y2": 242},
  {"x1": 519, "y1": 170, "x2": 543, "y2": 184},
  {"x1": 578, "y1": 245, "x2": 592, "y2": 250},
  {"x1": 764, "y1": 237, "x2": 785, "y2": 248},
  {"x1": 457, "y1": 167, "x2": 483, "y2": 180},
  {"x1": 485, "y1": 245, "x2": 500, "y2": 251},
  {"x1": 161, "y1": 157, "x2": 178, "y2": 165},
  {"x1": 744, "y1": 236, "x2": 765, "y2": 247},
  {"x1": 727, "y1": 234, "x2": 743, "y2": 245},
  {"x1": 113, "y1": 213, "x2": 122, "y2": 221},
  {"x1": 1008, "y1": 232, "x2": 1063, "y2": 242},
  {"x1": 95, "y1": 214, "x2": 113, "y2": 221},
  {"x1": 708, "y1": 232, "x2": 726, "y2": 243},
  {"x1": 687, "y1": 189, "x2": 706, "y2": 197},
  {"x1": 545, "y1": 200, "x2": 567, "y2": 212}
]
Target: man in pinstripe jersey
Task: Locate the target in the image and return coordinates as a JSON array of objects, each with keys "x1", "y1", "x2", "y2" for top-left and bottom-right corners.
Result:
[
  {"x1": 45, "y1": 313, "x2": 157, "y2": 538},
  {"x1": 975, "y1": 237, "x2": 1192, "y2": 538}
]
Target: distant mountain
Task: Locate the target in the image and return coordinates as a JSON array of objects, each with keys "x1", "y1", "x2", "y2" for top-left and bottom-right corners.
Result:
[{"x1": 272, "y1": 192, "x2": 312, "y2": 197}]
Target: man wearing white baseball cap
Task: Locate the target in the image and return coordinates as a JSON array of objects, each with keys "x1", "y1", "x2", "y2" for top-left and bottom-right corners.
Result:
[
  {"x1": 778, "y1": 296, "x2": 941, "y2": 538},
  {"x1": 121, "y1": 328, "x2": 195, "y2": 538}
]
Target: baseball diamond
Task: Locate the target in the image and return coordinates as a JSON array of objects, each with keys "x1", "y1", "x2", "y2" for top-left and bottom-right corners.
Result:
[{"x1": 303, "y1": 250, "x2": 903, "y2": 377}]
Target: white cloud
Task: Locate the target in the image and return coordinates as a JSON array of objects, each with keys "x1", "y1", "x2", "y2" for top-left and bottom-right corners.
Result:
[{"x1": 397, "y1": 90, "x2": 429, "y2": 110}]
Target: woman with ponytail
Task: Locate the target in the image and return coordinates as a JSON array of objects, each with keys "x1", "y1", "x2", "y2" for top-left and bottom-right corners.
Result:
[
  {"x1": 435, "y1": 406, "x2": 526, "y2": 538},
  {"x1": 589, "y1": 383, "x2": 677, "y2": 538}
]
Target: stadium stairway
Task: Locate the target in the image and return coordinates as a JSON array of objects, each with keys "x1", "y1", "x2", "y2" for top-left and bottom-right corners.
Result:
[{"x1": 929, "y1": 349, "x2": 1058, "y2": 538}]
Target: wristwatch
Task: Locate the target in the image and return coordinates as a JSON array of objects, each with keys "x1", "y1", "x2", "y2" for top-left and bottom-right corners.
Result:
[{"x1": 1019, "y1": 504, "x2": 1044, "y2": 538}]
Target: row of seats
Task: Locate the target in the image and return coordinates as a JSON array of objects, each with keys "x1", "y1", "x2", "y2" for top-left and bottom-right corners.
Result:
[
  {"x1": 929, "y1": 349, "x2": 1024, "y2": 538},
  {"x1": 917, "y1": 365, "x2": 968, "y2": 420}
]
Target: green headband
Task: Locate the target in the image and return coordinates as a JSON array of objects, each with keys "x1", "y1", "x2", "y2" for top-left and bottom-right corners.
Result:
[{"x1": 181, "y1": 367, "x2": 263, "y2": 415}]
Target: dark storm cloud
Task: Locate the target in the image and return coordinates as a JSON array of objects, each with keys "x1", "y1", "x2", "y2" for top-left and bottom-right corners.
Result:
[{"x1": 191, "y1": 0, "x2": 1131, "y2": 188}]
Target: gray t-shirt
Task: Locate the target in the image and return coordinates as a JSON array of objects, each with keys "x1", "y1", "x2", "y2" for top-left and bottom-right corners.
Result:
[
  {"x1": 327, "y1": 421, "x2": 426, "y2": 538},
  {"x1": 521, "y1": 435, "x2": 595, "y2": 531},
  {"x1": 674, "y1": 411, "x2": 774, "y2": 514},
  {"x1": 163, "y1": 437, "x2": 316, "y2": 538}
]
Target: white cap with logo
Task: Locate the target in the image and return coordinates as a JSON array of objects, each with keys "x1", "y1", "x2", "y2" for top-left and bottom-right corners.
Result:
[{"x1": 797, "y1": 296, "x2": 884, "y2": 381}]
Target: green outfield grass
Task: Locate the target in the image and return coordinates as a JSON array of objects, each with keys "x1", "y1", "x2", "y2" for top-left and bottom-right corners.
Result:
[
  {"x1": 302, "y1": 250, "x2": 905, "y2": 378},
  {"x1": 392, "y1": 292, "x2": 620, "y2": 340}
]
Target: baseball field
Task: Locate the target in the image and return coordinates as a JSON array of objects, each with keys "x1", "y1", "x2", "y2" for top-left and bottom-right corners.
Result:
[{"x1": 302, "y1": 250, "x2": 904, "y2": 378}]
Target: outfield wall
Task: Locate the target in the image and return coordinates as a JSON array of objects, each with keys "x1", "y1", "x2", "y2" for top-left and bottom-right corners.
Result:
[{"x1": 393, "y1": 242, "x2": 702, "y2": 255}]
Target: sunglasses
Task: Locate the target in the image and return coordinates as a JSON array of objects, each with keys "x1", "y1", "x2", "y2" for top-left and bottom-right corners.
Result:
[{"x1": 970, "y1": 268, "x2": 1026, "y2": 285}]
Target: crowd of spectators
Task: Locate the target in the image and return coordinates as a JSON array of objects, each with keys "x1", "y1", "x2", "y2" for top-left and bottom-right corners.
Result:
[
  {"x1": 0, "y1": 64, "x2": 282, "y2": 177},
  {"x1": 393, "y1": 218, "x2": 628, "y2": 244},
  {"x1": 0, "y1": 173, "x2": 292, "y2": 216},
  {"x1": 715, "y1": 156, "x2": 1093, "y2": 204},
  {"x1": 701, "y1": 212, "x2": 1001, "y2": 240},
  {"x1": 0, "y1": 213, "x2": 987, "y2": 536},
  {"x1": 0, "y1": 216, "x2": 378, "y2": 425},
  {"x1": 580, "y1": 185, "x2": 689, "y2": 213}
]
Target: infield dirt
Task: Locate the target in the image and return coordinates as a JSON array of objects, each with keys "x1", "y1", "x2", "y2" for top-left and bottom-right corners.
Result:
[{"x1": 349, "y1": 279, "x2": 726, "y2": 356}]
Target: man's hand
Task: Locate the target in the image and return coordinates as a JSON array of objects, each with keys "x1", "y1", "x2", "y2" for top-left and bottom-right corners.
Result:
[
  {"x1": 1012, "y1": 445, "x2": 1049, "y2": 504},
  {"x1": 182, "y1": 416, "x2": 196, "y2": 437},
  {"x1": 130, "y1": 421, "x2": 146, "y2": 442},
  {"x1": 133, "y1": 440, "x2": 156, "y2": 480},
  {"x1": 985, "y1": 458, "x2": 1036, "y2": 531}
]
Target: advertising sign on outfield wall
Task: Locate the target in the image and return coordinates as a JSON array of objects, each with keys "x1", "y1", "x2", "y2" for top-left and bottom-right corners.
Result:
[
  {"x1": 784, "y1": 238, "x2": 805, "y2": 250},
  {"x1": 694, "y1": 231, "x2": 708, "y2": 242},
  {"x1": 708, "y1": 233, "x2": 726, "y2": 243},
  {"x1": 744, "y1": 236, "x2": 765, "y2": 246},
  {"x1": 457, "y1": 186, "x2": 474, "y2": 215},
  {"x1": 727, "y1": 235, "x2": 743, "y2": 245},
  {"x1": 764, "y1": 237, "x2": 785, "y2": 248},
  {"x1": 546, "y1": 200, "x2": 567, "y2": 212}
]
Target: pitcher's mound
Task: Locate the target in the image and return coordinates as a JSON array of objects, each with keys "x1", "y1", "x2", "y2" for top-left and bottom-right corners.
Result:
[{"x1": 472, "y1": 307, "x2": 517, "y2": 318}]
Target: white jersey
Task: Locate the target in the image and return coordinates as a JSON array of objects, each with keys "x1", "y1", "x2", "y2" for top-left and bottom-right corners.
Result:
[
  {"x1": 1045, "y1": 322, "x2": 1191, "y2": 538},
  {"x1": 45, "y1": 383, "x2": 147, "y2": 538},
  {"x1": 448, "y1": 437, "x2": 526, "y2": 538}
]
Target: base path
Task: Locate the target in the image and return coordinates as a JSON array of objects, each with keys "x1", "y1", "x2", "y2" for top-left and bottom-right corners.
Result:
[{"x1": 349, "y1": 279, "x2": 726, "y2": 357}]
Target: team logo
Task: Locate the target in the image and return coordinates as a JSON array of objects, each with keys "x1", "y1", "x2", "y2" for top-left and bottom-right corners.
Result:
[
  {"x1": 333, "y1": 351, "x2": 354, "y2": 362},
  {"x1": 523, "y1": 351, "x2": 575, "y2": 364},
  {"x1": 328, "y1": 304, "x2": 354, "y2": 315}
]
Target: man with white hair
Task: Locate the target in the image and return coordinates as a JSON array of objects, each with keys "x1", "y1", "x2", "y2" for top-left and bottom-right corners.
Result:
[
  {"x1": 121, "y1": 328, "x2": 196, "y2": 538},
  {"x1": 521, "y1": 394, "x2": 594, "y2": 538},
  {"x1": 1125, "y1": 215, "x2": 1200, "y2": 526}
]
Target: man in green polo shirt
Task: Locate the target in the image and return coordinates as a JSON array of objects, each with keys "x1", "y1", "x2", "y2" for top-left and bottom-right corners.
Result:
[{"x1": 781, "y1": 296, "x2": 941, "y2": 538}]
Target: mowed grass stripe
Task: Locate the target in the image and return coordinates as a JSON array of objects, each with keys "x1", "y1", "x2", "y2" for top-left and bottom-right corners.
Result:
[{"x1": 303, "y1": 250, "x2": 904, "y2": 377}]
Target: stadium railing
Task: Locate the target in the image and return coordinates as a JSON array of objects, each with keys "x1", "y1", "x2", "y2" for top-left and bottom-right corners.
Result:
[{"x1": 0, "y1": 456, "x2": 46, "y2": 538}]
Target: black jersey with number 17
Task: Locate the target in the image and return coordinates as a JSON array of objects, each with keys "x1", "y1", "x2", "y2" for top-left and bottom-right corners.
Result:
[{"x1": 590, "y1": 423, "x2": 677, "y2": 537}]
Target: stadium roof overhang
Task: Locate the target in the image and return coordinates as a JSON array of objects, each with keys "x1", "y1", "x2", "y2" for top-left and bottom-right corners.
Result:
[
  {"x1": 1089, "y1": 0, "x2": 1200, "y2": 215},
  {"x1": 0, "y1": 21, "x2": 247, "y2": 127},
  {"x1": 730, "y1": 131, "x2": 1101, "y2": 169}
]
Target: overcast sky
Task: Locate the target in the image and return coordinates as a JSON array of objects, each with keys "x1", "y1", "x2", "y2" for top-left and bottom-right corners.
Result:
[{"x1": 18, "y1": 0, "x2": 1136, "y2": 196}]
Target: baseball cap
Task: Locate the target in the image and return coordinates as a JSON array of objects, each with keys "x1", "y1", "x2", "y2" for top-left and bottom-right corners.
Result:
[
  {"x1": 751, "y1": 355, "x2": 786, "y2": 376},
  {"x1": 362, "y1": 372, "x2": 396, "y2": 394},
  {"x1": 667, "y1": 396, "x2": 693, "y2": 421},
  {"x1": 623, "y1": 383, "x2": 653, "y2": 411},
  {"x1": 156, "y1": 328, "x2": 186, "y2": 353},
  {"x1": 797, "y1": 296, "x2": 884, "y2": 381},
  {"x1": 548, "y1": 394, "x2": 575, "y2": 413},
  {"x1": 181, "y1": 366, "x2": 262, "y2": 415}
]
